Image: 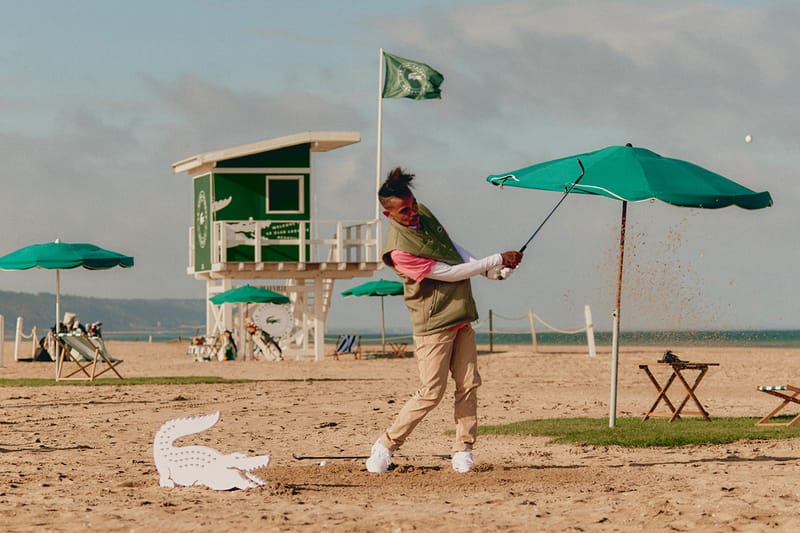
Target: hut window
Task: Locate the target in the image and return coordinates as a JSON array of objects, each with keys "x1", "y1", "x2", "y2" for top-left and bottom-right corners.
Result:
[{"x1": 266, "y1": 175, "x2": 304, "y2": 214}]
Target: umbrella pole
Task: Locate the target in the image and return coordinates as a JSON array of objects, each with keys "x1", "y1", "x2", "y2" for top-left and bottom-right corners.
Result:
[
  {"x1": 55, "y1": 269, "x2": 61, "y2": 380},
  {"x1": 609, "y1": 201, "x2": 628, "y2": 428},
  {"x1": 381, "y1": 296, "x2": 386, "y2": 355}
]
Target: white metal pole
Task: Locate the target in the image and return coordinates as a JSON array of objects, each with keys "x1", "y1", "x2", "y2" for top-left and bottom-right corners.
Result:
[
  {"x1": 376, "y1": 48, "x2": 385, "y2": 221},
  {"x1": 528, "y1": 309, "x2": 537, "y2": 353},
  {"x1": 0, "y1": 314, "x2": 4, "y2": 367},
  {"x1": 381, "y1": 295, "x2": 386, "y2": 355},
  {"x1": 584, "y1": 305, "x2": 596, "y2": 358},
  {"x1": 609, "y1": 309, "x2": 620, "y2": 427},
  {"x1": 609, "y1": 201, "x2": 628, "y2": 428}
]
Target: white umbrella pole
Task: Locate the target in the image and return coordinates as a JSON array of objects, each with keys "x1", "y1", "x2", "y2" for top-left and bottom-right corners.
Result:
[
  {"x1": 55, "y1": 269, "x2": 61, "y2": 380},
  {"x1": 609, "y1": 201, "x2": 628, "y2": 428},
  {"x1": 381, "y1": 295, "x2": 386, "y2": 354}
]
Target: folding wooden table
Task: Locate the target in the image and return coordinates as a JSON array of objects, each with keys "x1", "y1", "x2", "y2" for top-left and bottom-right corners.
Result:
[
  {"x1": 638, "y1": 362, "x2": 719, "y2": 422},
  {"x1": 389, "y1": 341, "x2": 409, "y2": 358}
]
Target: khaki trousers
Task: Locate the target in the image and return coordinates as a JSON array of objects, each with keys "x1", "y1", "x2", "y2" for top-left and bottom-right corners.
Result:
[{"x1": 379, "y1": 324, "x2": 481, "y2": 453}]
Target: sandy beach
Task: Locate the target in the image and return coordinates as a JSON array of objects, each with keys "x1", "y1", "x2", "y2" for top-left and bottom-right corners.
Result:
[{"x1": 1, "y1": 339, "x2": 799, "y2": 532}]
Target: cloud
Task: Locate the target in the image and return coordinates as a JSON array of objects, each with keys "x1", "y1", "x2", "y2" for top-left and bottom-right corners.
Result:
[{"x1": 1, "y1": 0, "x2": 797, "y2": 330}]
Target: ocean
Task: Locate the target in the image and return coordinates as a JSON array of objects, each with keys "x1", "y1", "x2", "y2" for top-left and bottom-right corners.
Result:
[
  {"x1": 98, "y1": 328, "x2": 800, "y2": 348},
  {"x1": 346, "y1": 330, "x2": 800, "y2": 349}
]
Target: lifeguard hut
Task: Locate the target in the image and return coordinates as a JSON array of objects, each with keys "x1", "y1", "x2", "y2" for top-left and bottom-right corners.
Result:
[{"x1": 171, "y1": 131, "x2": 381, "y2": 360}]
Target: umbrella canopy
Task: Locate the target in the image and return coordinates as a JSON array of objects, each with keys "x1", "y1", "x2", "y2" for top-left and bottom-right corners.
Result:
[
  {"x1": 0, "y1": 241, "x2": 135, "y2": 270},
  {"x1": 209, "y1": 285, "x2": 290, "y2": 305},
  {"x1": 0, "y1": 240, "x2": 134, "y2": 378},
  {"x1": 341, "y1": 279, "x2": 404, "y2": 298},
  {"x1": 341, "y1": 279, "x2": 404, "y2": 354},
  {"x1": 487, "y1": 144, "x2": 772, "y2": 427},
  {"x1": 488, "y1": 144, "x2": 773, "y2": 210}
]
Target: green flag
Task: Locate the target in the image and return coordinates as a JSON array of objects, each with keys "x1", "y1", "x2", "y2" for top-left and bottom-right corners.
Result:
[{"x1": 382, "y1": 51, "x2": 444, "y2": 100}]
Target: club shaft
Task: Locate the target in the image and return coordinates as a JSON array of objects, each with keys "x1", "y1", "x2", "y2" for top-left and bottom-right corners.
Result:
[
  {"x1": 519, "y1": 160, "x2": 585, "y2": 253},
  {"x1": 292, "y1": 453, "x2": 451, "y2": 460},
  {"x1": 519, "y1": 190, "x2": 572, "y2": 252},
  {"x1": 293, "y1": 454, "x2": 367, "y2": 460}
]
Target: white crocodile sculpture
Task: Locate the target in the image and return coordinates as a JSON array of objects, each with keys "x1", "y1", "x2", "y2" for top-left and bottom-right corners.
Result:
[{"x1": 153, "y1": 411, "x2": 271, "y2": 490}]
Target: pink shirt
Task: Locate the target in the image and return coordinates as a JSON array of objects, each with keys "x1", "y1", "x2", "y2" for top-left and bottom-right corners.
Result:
[{"x1": 390, "y1": 250, "x2": 436, "y2": 282}]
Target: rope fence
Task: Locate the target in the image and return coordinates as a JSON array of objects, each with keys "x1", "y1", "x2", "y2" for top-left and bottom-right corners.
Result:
[{"x1": 476, "y1": 305, "x2": 596, "y2": 357}]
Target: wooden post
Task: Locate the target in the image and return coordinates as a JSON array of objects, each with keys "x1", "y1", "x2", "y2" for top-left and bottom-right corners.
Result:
[
  {"x1": 31, "y1": 326, "x2": 38, "y2": 359},
  {"x1": 584, "y1": 305, "x2": 596, "y2": 358},
  {"x1": 488, "y1": 309, "x2": 494, "y2": 353},
  {"x1": 14, "y1": 316, "x2": 23, "y2": 362},
  {"x1": 528, "y1": 309, "x2": 538, "y2": 353}
]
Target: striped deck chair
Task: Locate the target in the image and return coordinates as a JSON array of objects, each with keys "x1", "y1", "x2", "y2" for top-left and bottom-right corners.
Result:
[
  {"x1": 55, "y1": 333, "x2": 124, "y2": 381},
  {"x1": 755, "y1": 385, "x2": 800, "y2": 427},
  {"x1": 332, "y1": 334, "x2": 361, "y2": 360}
]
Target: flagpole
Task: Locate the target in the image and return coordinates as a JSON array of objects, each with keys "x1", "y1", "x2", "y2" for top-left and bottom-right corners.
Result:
[{"x1": 376, "y1": 48, "x2": 384, "y2": 221}]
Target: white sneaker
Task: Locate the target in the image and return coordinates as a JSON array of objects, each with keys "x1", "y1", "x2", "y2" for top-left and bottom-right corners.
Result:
[
  {"x1": 366, "y1": 439, "x2": 391, "y2": 473},
  {"x1": 451, "y1": 451, "x2": 474, "y2": 473}
]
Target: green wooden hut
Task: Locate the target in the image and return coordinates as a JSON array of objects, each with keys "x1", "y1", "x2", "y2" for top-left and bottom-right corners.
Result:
[{"x1": 172, "y1": 131, "x2": 381, "y2": 360}]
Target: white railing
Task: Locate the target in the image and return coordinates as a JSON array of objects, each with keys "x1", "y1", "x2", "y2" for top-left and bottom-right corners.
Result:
[{"x1": 188, "y1": 218, "x2": 381, "y2": 270}]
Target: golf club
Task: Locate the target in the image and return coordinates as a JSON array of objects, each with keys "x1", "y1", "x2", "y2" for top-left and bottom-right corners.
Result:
[
  {"x1": 292, "y1": 452, "x2": 451, "y2": 460},
  {"x1": 517, "y1": 158, "x2": 585, "y2": 252},
  {"x1": 495, "y1": 159, "x2": 585, "y2": 279}
]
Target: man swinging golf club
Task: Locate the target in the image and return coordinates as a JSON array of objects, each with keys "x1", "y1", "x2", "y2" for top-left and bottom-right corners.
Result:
[{"x1": 366, "y1": 167, "x2": 523, "y2": 474}]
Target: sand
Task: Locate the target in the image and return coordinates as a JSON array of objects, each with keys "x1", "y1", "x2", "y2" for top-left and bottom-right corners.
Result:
[{"x1": 1, "y1": 340, "x2": 799, "y2": 532}]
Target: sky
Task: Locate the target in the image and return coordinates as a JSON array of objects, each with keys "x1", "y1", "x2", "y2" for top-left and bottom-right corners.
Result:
[{"x1": 1, "y1": 0, "x2": 797, "y2": 334}]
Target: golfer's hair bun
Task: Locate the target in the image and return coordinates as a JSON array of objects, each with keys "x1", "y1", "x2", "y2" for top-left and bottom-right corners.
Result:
[{"x1": 380, "y1": 167, "x2": 415, "y2": 198}]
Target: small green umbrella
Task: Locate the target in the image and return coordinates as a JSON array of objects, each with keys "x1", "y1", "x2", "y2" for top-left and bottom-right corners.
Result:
[
  {"x1": 487, "y1": 144, "x2": 772, "y2": 427},
  {"x1": 209, "y1": 285, "x2": 290, "y2": 305},
  {"x1": 341, "y1": 279, "x2": 404, "y2": 354},
  {"x1": 0, "y1": 240, "x2": 134, "y2": 378},
  {"x1": 209, "y1": 285, "x2": 290, "y2": 360},
  {"x1": 0, "y1": 240, "x2": 135, "y2": 329}
]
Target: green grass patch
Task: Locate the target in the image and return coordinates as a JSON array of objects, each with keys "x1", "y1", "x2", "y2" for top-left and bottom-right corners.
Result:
[
  {"x1": 480, "y1": 416, "x2": 800, "y2": 447},
  {"x1": 0, "y1": 376, "x2": 254, "y2": 387}
]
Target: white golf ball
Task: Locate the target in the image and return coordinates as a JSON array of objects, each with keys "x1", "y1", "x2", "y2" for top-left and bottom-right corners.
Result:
[
  {"x1": 745, "y1": 134, "x2": 752, "y2": 143},
  {"x1": 319, "y1": 460, "x2": 328, "y2": 466}
]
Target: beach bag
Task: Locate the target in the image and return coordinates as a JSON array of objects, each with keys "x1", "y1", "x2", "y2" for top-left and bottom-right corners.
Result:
[
  {"x1": 659, "y1": 350, "x2": 684, "y2": 363},
  {"x1": 221, "y1": 330, "x2": 237, "y2": 360},
  {"x1": 34, "y1": 346, "x2": 53, "y2": 362}
]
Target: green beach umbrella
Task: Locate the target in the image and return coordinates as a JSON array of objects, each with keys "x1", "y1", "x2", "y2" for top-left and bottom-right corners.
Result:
[
  {"x1": 341, "y1": 279, "x2": 404, "y2": 354},
  {"x1": 487, "y1": 144, "x2": 773, "y2": 427},
  {"x1": 0, "y1": 239, "x2": 134, "y2": 378},
  {"x1": 209, "y1": 285, "x2": 290, "y2": 305},
  {"x1": 487, "y1": 144, "x2": 772, "y2": 209}
]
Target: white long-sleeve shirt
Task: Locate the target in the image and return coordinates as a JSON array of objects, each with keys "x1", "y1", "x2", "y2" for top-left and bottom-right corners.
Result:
[{"x1": 390, "y1": 242, "x2": 503, "y2": 283}]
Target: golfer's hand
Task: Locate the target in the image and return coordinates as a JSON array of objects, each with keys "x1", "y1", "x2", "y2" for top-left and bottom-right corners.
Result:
[
  {"x1": 501, "y1": 251, "x2": 523, "y2": 268},
  {"x1": 486, "y1": 265, "x2": 514, "y2": 280}
]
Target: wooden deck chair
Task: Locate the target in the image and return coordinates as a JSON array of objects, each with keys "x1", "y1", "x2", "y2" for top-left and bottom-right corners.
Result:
[
  {"x1": 332, "y1": 334, "x2": 361, "y2": 360},
  {"x1": 755, "y1": 385, "x2": 800, "y2": 427},
  {"x1": 56, "y1": 333, "x2": 124, "y2": 381}
]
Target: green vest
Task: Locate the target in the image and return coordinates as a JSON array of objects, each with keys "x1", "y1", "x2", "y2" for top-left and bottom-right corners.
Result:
[{"x1": 383, "y1": 204, "x2": 478, "y2": 335}]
